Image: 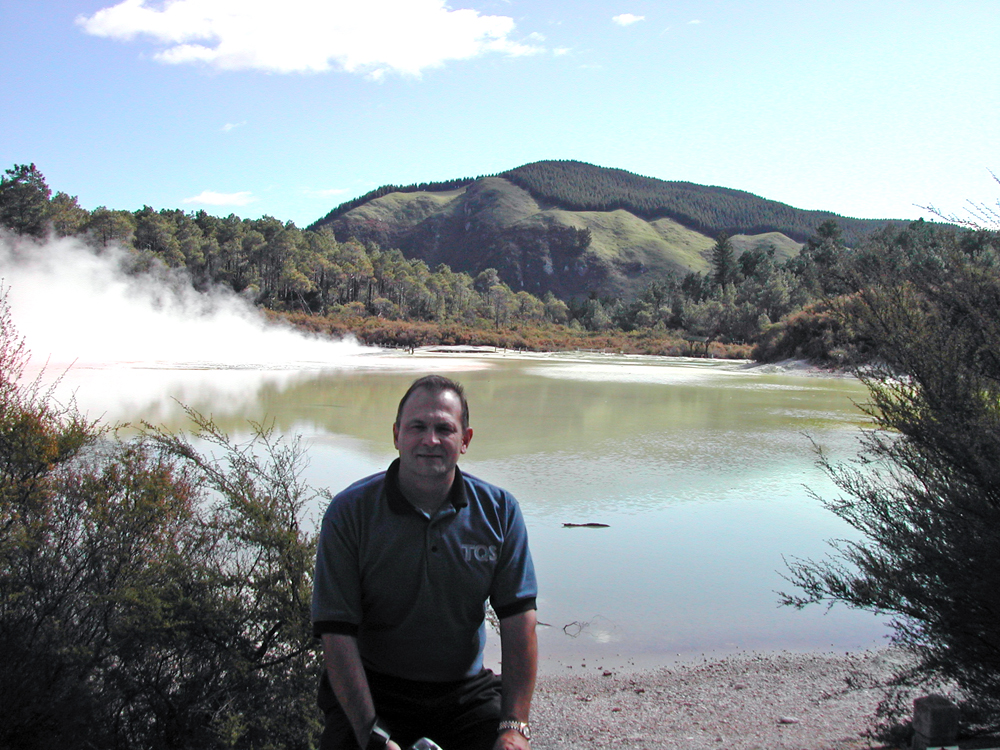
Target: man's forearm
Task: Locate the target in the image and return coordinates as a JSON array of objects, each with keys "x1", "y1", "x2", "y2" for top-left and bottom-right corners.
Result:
[
  {"x1": 321, "y1": 633, "x2": 377, "y2": 747},
  {"x1": 498, "y1": 609, "x2": 538, "y2": 722}
]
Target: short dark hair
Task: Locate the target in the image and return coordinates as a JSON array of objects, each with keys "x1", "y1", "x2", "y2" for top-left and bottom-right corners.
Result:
[{"x1": 395, "y1": 375, "x2": 470, "y2": 430}]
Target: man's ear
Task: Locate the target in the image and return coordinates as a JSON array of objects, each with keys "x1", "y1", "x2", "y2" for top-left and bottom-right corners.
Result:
[
  {"x1": 392, "y1": 422, "x2": 400, "y2": 449},
  {"x1": 460, "y1": 427, "x2": 473, "y2": 453}
]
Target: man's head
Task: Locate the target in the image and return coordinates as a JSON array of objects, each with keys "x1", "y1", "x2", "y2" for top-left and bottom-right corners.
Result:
[
  {"x1": 393, "y1": 376, "x2": 473, "y2": 485},
  {"x1": 395, "y1": 375, "x2": 470, "y2": 431}
]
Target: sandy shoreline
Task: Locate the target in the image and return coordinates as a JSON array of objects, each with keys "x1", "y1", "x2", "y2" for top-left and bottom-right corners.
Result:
[
  {"x1": 414, "y1": 347, "x2": 850, "y2": 378},
  {"x1": 531, "y1": 649, "x2": 905, "y2": 750}
]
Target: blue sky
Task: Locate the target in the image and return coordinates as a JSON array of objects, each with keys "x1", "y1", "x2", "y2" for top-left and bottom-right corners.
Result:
[{"x1": 2, "y1": 0, "x2": 997, "y2": 228}]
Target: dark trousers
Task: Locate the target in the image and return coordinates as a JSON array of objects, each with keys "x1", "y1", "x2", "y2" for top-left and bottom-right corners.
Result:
[{"x1": 318, "y1": 668, "x2": 502, "y2": 750}]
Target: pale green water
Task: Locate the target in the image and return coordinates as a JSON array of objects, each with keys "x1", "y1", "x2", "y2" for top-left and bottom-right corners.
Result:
[{"x1": 48, "y1": 351, "x2": 887, "y2": 671}]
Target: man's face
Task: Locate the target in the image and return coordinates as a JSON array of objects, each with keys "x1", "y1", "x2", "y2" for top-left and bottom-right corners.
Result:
[{"x1": 393, "y1": 387, "x2": 473, "y2": 481}]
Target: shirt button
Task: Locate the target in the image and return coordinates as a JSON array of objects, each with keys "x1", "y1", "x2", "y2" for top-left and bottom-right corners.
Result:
[{"x1": 431, "y1": 545, "x2": 439, "y2": 553}]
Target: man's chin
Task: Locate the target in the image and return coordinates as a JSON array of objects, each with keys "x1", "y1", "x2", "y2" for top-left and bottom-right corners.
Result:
[{"x1": 403, "y1": 458, "x2": 453, "y2": 476}]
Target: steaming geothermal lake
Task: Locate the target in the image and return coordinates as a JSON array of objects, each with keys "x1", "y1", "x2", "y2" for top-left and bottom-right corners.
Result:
[{"x1": 44, "y1": 350, "x2": 887, "y2": 671}]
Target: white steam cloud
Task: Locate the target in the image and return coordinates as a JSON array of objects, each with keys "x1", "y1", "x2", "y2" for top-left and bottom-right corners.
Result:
[
  {"x1": 0, "y1": 232, "x2": 373, "y2": 369},
  {"x1": 0, "y1": 233, "x2": 490, "y2": 427}
]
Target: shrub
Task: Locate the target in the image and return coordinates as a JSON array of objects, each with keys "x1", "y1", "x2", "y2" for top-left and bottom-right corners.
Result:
[
  {"x1": 0, "y1": 292, "x2": 322, "y2": 750},
  {"x1": 782, "y1": 229, "x2": 1000, "y2": 733},
  {"x1": 752, "y1": 299, "x2": 864, "y2": 364}
]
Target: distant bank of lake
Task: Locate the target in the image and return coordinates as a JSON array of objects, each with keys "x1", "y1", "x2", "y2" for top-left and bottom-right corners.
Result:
[{"x1": 45, "y1": 351, "x2": 887, "y2": 671}]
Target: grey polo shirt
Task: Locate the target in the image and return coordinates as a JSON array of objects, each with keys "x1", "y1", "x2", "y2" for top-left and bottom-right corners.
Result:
[{"x1": 312, "y1": 459, "x2": 537, "y2": 682}]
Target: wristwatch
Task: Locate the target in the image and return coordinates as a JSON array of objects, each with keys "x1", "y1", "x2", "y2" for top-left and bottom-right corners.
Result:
[
  {"x1": 366, "y1": 718, "x2": 391, "y2": 750},
  {"x1": 497, "y1": 720, "x2": 531, "y2": 741}
]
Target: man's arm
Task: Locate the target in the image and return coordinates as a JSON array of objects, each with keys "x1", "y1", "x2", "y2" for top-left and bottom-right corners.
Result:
[
  {"x1": 494, "y1": 609, "x2": 538, "y2": 750},
  {"x1": 321, "y1": 633, "x2": 402, "y2": 750}
]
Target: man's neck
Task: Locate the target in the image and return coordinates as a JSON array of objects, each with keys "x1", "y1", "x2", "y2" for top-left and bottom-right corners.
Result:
[{"x1": 397, "y1": 468, "x2": 455, "y2": 515}]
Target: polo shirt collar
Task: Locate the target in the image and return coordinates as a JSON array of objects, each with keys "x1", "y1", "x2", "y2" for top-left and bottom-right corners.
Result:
[{"x1": 384, "y1": 458, "x2": 469, "y2": 515}]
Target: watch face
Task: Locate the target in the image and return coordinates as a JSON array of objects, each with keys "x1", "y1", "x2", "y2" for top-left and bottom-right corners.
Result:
[{"x1": 499, "y1": 721, "x2": 531, "y2": 740}]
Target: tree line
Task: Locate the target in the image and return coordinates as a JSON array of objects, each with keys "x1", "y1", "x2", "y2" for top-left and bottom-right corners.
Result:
[
  {"x1": 0, "y1": 161, "x2": 971, "y2": 362},
  {"x1": 500, "y1": 159, "x2": 903, "y2": 245}
]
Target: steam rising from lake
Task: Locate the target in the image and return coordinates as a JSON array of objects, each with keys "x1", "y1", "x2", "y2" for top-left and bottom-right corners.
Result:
[{"x1": 0, "y1": 232, "x2": 374, "y2": 369}]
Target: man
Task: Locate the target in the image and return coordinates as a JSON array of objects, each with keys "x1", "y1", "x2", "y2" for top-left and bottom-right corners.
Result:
[{"x1": 312, "y1": 375, "x2": 538, "y2": 750}]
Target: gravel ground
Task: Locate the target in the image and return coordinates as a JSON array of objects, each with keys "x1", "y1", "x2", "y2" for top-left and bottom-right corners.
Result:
[{"x1": 531, "y1": 650, "x2": 907, "y2": 750}]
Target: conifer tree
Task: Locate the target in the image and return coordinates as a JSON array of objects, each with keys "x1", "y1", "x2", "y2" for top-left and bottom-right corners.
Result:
[
  {"x1": 0, "y1": 163, "x2": 51, "y2": 237},
  {"x1": 711, "y1": 232, "x2": 738, "y2": 290}
]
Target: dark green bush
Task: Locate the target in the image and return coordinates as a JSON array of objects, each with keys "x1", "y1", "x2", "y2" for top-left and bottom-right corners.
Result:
[
  {"x1": 0, "y1": 293, "x2": 323, "y2": 750},
  {"x1": 782, "y1": 227, "x2": 1000, "y2": 733}
]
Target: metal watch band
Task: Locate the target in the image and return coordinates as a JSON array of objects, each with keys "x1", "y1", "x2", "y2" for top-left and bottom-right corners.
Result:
[
  {"x1": 497, "y1": 720, "x2": 531, "y2": 741},
  {"x1": 366, "y1": 718, "x2": 391, "y2": 750}
]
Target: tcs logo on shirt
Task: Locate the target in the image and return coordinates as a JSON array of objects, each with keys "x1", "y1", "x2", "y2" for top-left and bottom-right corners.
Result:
[{"x1": 460, "y1": 544, "x2": 498, "y2": 562}]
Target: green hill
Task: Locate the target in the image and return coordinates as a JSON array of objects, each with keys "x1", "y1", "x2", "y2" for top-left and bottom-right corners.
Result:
[{"x1": 311, "y1": 160, "x2": 902, "y2": 298}]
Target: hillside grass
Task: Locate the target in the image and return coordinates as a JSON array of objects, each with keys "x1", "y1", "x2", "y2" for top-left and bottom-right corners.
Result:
[
  {"x1": 730, "y1": 231, "x2": 802, "y2": 262},
  {"x1": 360, "y1": 191, "x2": 795, "y2": 277},
  {"x1": 328, "y1": 176, "x2": 801, "y2": 298},
  {"x1": 338, "y1": 182, "x2": 750, "y2": 277},
  {"x1": 345, "y1": 187, "x2": 466, "y2": 227},
  {"x1": 463, "y1": 177, "x2": 541, "y2": 227},
  {"x1": 648, "y1": 217, "x2": 717, "y2": 271}
]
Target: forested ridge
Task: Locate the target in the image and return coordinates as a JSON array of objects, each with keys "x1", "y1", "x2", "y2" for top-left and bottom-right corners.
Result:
[
  {"x1": 0, "y1": 161, "x2": 967, "y2": 362},
  {"x1": 312, "y1": 159, "x2": 898, "y2": 245},
  {"x1": 501, "y1": 160, "x2": 895, "y2": 245}
]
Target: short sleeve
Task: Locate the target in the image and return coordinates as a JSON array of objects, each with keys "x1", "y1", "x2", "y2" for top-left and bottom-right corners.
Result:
[
  {"x1": 311, "y1": 496, "x2": 364, "y2": 636},
  {"x1": 489, "y1": 494, "x2": 537, "y2": 619}
]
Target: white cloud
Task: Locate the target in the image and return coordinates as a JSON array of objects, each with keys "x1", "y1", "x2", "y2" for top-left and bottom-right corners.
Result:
[
  {"x1": 221, "y1": 121, "x2": 246, "y2": 132},
  {"x1": 183, "y1": 190, "x2": 256, "y2": 206},
  {"x1": 305, "y1": 187, "x2": 351, "y2": 198},
  {"x1": 688, "y1": 19, "x2": 701, "y2": 24},
  {"x1": 612, "y1": 13, "x2": 645, "y2": 26},
  {"x1": 77, "y1": 0, "x2": 543, "y2": 78},
  {"x1": 553, "y1": 47, "x2": 571, "y2": 56}
]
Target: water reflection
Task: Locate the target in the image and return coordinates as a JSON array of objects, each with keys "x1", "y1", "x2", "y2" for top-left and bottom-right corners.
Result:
[{"x1": 41, "y1": 352, "x2": 887, "y2": 668}]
